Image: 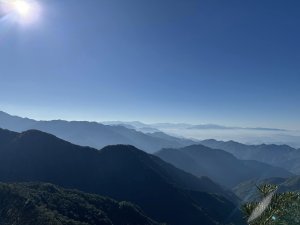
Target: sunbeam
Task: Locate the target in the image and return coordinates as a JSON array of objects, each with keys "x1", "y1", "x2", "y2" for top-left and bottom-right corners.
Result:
[{"x1": 0, "y1": 0, "x2": 41, "y2": 25}]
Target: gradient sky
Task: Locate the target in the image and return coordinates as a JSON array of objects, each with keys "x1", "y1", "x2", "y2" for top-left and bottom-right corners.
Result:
[{"x1": 1, "y1": 0, "x2": 300, "y2": 129}]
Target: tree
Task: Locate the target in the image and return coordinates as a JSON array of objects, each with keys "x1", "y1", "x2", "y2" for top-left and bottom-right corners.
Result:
[{"x1": 242, "y1": 184, "x2": 300, "y2": 225}]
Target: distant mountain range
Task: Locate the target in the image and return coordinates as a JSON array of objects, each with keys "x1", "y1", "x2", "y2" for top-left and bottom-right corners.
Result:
[
  {"x1": 103, "y1": 121, "x2": 300, "y2": 148},
  {"x1": 200, "y1": 139, "x2": 300, "y2": 174},
  {"x1": 0, "y1": 111, "x2": 195, "y2": 153},
  {"x1": 155, "y1": 145, "x2": 292, "y2": 188},
  {"x1": 0, "y1": 182, "x2": 159, "y2": 225},
  {"x1": 2, "y1": 110, "x2": 299, "y2": 223},
  {"x1": 0, "y1": 128, "x2": 244, "y2": 225},
  {"x1": 102, "y1": 121, "x2": 162, "y2": 133},
  {"x1": 188, "y1": 124, "x2": 286, "y2": 131},
  {"x1": 104, "y1": 121, "x2": 287, "y2": 132}
]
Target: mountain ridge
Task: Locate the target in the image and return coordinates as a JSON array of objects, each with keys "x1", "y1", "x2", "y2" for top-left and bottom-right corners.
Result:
[
  {"x1": 155, "y1": 144, "x2": 292, "y2": 188},
  {"x1": 0, "y1": 111, "x2": 195, "y2": 153},
  {"x1": 200, "y1": 139, "x2": 300, "y2": 174},
  {"x1": 0, "y1": 128, "x2": 243, "y2": 225}
]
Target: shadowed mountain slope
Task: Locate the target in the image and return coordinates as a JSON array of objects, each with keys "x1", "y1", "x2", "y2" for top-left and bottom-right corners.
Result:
[
  {"x1": 155, "y1": 145, "x2": 292, "y2": 188},
  {"x1": 0, "y1": 182, "x2": 159, "y2": 225},
  {"x1": 0, "y1": 128, "x2": 243, "y2": 225},
  {"x1": 200, "y1": 139, "x2": 300, "y2": 174}
]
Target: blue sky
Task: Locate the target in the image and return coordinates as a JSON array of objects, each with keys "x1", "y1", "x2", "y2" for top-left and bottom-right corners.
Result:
[{"x1": 0, "y1": 0, "x2": 300, "y2": 129}]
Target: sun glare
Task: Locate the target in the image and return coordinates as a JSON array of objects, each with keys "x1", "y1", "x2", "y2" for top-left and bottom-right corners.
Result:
[
  {"x1": 14, "y1": 0, "x2": 31, "y2": 17},
  {"x1": 0, "y1": 0, "x2": 42, "y2": 25}
]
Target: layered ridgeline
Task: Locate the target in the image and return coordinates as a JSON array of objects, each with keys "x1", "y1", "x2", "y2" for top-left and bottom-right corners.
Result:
[
  {"x1": 0, "y1": 111, "x2": 195, "y2": 153},
  {"x1": 155, "y1": 145, "x2": 292, "y2": 188},
  {"x1": 200, "y1": 139, "x2": 300, "y2": 174},
  {"x1": 0, "y1": 128, "x2": 243, "y2": 225},
  {"x1": 0, "y1": 182, "x2": 159, "y2": 225}
]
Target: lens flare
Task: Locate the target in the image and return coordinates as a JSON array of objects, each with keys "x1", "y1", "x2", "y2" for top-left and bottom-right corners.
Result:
[
  {"x1": 14, "y1": 0, "x2": 31, "y2": 17},
  {"x1": 0, "y1": 0, "x2": 42, "y2": 25}
]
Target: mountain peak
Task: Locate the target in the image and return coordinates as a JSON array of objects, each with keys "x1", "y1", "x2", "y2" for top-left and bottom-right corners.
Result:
[
  {"x1": 100, "y1": 144, "x2": 146, "y2": 156},
  {"x1": 0, "y1": 128, "x2": 243, "y2": 225},
  {"x1": 0, "y1": 111, "x2": 195, "y2": 153}
]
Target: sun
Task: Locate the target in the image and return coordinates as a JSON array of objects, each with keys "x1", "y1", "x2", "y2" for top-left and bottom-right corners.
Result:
[
  {"x1": 0, "y1": 0, "x2": 42, "y2": 25},
  {"x1": 13, "y1": 0, "x2": 32, "y2": 17}
]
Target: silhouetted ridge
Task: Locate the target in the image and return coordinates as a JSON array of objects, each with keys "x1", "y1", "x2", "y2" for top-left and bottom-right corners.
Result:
[
  {"x1": 0, "y1": 129, "x2": 18, "y2": 146},
  {"x1": 101, "y1": 144, "x2": 236, "y2": 198},
  {"x1": 100, "y1": 144, "x2": 146, "y2": 156},
  {"x1": 156, "y1": 144, "x2": 292, "y2": 188},
  {"x1": 0, "y1": 128, "x2": 244, "y2": 225},
  {"x1": 200, "y1": 139, "x2": 300, "y2": 174},
  {"x1": 0, "y1": 111, "x2": 196, "y2": 152}
]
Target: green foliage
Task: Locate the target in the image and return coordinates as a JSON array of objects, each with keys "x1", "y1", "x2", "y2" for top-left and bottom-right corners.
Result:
[
  {"x1": 242, "y1": 184, "x2": 300, "y2": 225},
  {"x1": 0, "y1": 182, "x2": 159, "y2": 225}
]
